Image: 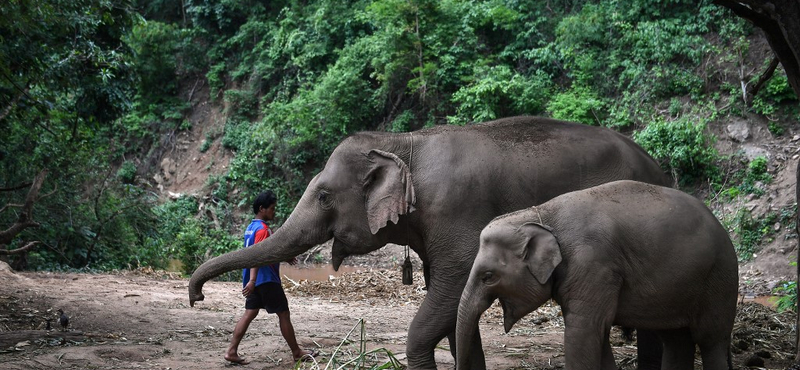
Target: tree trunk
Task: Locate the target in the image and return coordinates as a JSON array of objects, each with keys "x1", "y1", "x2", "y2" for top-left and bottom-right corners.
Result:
[{"x1": 712, "y1": 0, "x2": 800, "y2": 362}]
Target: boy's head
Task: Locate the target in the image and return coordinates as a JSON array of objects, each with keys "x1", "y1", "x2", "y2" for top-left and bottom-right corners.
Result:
[{"x1": 253, "y1": 191, "x2": 277, "y2": 215}]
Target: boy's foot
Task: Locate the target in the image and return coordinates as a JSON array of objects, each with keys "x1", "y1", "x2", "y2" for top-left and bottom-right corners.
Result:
[
  {"x1": 293, "y1": 349, "x2": 317, "y2": 363},
  {"x1": 224, "y1": 354, "x2": 250, "y2": 365}
]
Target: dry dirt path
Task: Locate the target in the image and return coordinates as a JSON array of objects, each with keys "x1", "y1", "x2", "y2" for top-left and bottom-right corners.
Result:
[{"x1": 0, "y1": 267, "x2": 795, "y2": 369}]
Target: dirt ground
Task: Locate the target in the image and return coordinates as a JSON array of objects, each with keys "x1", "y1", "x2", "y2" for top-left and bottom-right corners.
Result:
[{"x1": 0, "y1": 256, "x2": 796, "y2": 370}]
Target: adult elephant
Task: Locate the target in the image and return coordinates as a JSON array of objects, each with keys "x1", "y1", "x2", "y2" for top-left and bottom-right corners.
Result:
[{"x1": 188, "y1": 116, "x2": 669, "y2": 369}]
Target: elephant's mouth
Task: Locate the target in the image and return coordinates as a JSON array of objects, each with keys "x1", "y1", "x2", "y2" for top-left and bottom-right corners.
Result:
[
  {"x1": 500, "y1": 299, "x2": 520, "y2": 333},
  {"x1": 331, "y1": 238, "x2": 351, "y2": 271}
]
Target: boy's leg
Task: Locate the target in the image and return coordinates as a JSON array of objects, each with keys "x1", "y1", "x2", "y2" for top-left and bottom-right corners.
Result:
[
  {"x1": 226, "y1": 309, "x2": 259, "y2": 363},
  {"x1": 276, "y1": 310, "x2": 312, "y2": 360}
]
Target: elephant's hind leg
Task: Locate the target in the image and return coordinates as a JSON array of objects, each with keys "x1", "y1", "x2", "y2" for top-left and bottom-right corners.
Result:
[
  {"x1": 636, "y1": 329, "x2": 662, "y2": 370},
  {"x1": 698, "y1": 342, "x2": 731, "y2": 370},
  {"x1": 657, "y1": 329, "x2": 694, "y2": 370},
  {"x1": 601, "y1": 332, "x2": 617, "y2": 370}
]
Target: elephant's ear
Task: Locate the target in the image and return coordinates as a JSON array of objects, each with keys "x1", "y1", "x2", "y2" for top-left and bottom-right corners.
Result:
[
  {"x1": 364, "y1": 149, "x2": 416, "y2": 234},
  {"x1": 517, "y1": 223, "x2": 562, "y2": 285}
]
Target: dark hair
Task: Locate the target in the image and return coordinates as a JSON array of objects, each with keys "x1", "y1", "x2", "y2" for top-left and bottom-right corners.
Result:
[{"x1": 253, "y1": 191, "x2": 277, "y2": 215}]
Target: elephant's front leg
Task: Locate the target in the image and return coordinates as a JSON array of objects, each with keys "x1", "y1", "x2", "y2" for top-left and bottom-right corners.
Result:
[
  {"x1": 562, "y1": 304, "x2": 617, "y2": 370},
  {"x1": 406, "y1": 287, "x2": 486, "y2": 370}
]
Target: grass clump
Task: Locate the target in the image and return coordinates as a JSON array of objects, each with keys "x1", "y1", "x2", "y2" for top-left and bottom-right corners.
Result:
[{"x1": 294, "y1": 318, "x2": 404, "y2": 370}]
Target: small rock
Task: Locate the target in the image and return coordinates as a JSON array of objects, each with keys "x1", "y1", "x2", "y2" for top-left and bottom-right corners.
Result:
[
  {"x1": 532, "y1": 317, "x2": 549, "y2": 325},
  {"x1": 774, "y1": 222, "x2": 781, "y2": 231},
  {"x1": 793, "y1": 134, "x2": 800, "y2": 142},
  {"x1": 727, "y1": 121, "x2": 751, "y2": 142},
  {"x1": 745, "y1": 354, "x2": 765, "y2": 367}
]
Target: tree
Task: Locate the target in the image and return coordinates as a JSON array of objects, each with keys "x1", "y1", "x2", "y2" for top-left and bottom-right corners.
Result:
[
  {"x1": 0, "y1": 170, "x2": 50, "y2": 255},
  {"x1": 712, "y1": 0, "x2": 800, "y2": 363},
  {"x1": 0, "y1": 0, "x2": 140, "y2": 269}
]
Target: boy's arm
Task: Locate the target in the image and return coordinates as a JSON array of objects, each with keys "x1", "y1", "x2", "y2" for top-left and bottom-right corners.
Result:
[{"x1": 243, "y1": 267, "x2": 258, "y2": 296}]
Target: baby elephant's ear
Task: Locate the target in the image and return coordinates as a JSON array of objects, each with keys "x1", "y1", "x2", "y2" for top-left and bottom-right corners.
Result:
[{"x1": 517, "y1": 223, "x2": 562, "y2": 285}]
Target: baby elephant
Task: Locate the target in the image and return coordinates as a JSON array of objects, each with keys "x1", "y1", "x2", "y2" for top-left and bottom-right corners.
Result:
[{"x1": 455, "y1": 180, "x2": 737, "y2": 370}]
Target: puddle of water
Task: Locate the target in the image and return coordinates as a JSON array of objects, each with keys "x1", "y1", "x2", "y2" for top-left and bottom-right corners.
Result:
[
  {"x1": 280, "y1": 264, "x2": 366, "y2": 282},
  {"x1": 740, "y1": 295, "x2": 778, "y2": 309}
]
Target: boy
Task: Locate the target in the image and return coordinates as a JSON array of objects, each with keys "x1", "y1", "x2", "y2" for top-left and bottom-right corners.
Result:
[{"x1": 225, "y1": 191, "x2": 315, "y2": 364}]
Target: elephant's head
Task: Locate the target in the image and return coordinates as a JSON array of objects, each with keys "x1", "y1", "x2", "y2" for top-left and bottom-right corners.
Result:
[
  {"x1": 188, "y1": 137, "x2": 416, "y2": 306},
  {"x1": 455, "y1": 219, "x2": 561, "y2": 370}
]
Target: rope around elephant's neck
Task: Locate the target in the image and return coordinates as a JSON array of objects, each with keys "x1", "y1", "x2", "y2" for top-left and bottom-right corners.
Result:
[
  {"x1": 409, "y1": 132, "x2": 413, "y2": 177},
  {"x1": 405, "y1": 132, "x2": 413, "y2": 259},
  {"x1": 533, "y1": 205, "x2": 543, "y2": 225}
]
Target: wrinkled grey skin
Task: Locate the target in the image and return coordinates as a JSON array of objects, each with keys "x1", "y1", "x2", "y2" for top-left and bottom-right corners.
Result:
[
  {"x1": 456, "y1": 180, "x2": 737, "y2": 370},
  {"x1": 188, "y1": 116, "x2": 669, "y2": 369}
]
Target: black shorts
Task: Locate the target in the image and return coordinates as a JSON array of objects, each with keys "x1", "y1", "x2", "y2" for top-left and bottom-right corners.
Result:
[{"x1": 245, "y1": 282, "x2": 289, "y2": 313}]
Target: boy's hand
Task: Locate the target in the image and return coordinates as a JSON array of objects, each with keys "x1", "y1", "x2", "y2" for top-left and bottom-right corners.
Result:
[{"x1": 242, "y1": 281, "x2": 255, "y2": 297}]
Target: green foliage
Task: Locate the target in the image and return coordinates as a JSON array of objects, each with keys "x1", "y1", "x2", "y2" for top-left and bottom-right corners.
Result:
[
  {"x1": 724, "y1": 205, "x2": 793, "y2": 263},
  {"x1": 449, "y1": 66, "x2": 551, "y2": 124},
  {"x1": 200, "y1": 139, "x2": 212, "y2": 153},
  {"x1": 172, "y1": 218, "x2": 240, "y2": 277},
  {"x1": 751, "y1": 68, "x2": 798, "y2": 117},
  {"x1": 633, "y1": 117, "x2": 720, "y2": 184},
  {"x1": 5, "y1": 0, "x2": 794, "y2": 273},
  {"x1": 126, "y1": 21, "x2": 182, "y2": 104},
  {"x1": 149, "y1": 196, "x2": 240, "y2": 278},
  {"x1": 728, "y1": 208, "x2": 776, "y2": 262},
  {"x1": 547, "y1": 86, "x2": 605, "y2": 125},
  {"x1": 117, "y1": 161, "x2": 138, "y2": 184},
  {"x1": 773, "y1": 276, "x2": 797, "y2": 313},
  {"x1": 313, "y1": 318, "x2": 404, "y2": 370},
  {"x1": 741, "y1": 156, "x2": 772, "y2": 196},
  {"x1": 722, "y1": 156, "x2": 774, "y2": 198}
]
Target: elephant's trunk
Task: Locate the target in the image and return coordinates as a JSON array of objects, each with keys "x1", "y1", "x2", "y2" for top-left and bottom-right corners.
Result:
[
  {"x1": 455, "y1": 279, "x2": 493, "y2": 370},
  {"x1": 189, "y1": 198, "x2": 324, "y2": 306}
]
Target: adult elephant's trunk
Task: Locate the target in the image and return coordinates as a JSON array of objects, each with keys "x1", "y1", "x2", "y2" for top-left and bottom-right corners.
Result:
[
  {"x1": 455, "y1": 279, "x2": 493, "y2": 370},
  {"x1": 188, "y1": 191, "x2": 324, "y2": 306}
]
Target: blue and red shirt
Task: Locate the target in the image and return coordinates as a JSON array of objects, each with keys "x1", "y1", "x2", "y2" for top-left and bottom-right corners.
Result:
[{"x1": 242, "y1": 219, "x2": 281, "y2": 287}]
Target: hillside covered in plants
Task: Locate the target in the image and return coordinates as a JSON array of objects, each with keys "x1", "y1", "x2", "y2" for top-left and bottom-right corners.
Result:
[{"x1": 1, "y1": 0, "x2": 799, "y2": 300}]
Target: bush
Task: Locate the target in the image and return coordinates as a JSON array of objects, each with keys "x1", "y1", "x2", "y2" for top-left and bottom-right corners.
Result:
[
  {"x1": 741, "y1": 156, "x2": 771, "y2": 195},
  {"x1": 117, "y1": 161, "x2": 137, "y2": 184},
  {"x1": 724, "y1": 207, "x2": 791, "y2": 262},
  {"x1": 633, "y1": 117, "x2": 719, "y2": 184},
  {"x1": 449, "y1": 65, "x2": 551, "y2": 125},
  {"x1": 547, "y1": 86, "x2": 605, "y2": 125},
  {"x1": 774, "y1": 276, "x2": 797, "y2": 313},
  {"x1": 752, "y1": 68, "x2": 798, "y2": 116},
  {"x1": 148, "y1": 196, "x2": 241, "y2": 278}
]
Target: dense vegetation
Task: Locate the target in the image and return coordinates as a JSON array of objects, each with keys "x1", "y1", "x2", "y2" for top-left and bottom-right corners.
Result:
[{"x1": 1, "y1": 1, "x2": 798, "y2": 291}]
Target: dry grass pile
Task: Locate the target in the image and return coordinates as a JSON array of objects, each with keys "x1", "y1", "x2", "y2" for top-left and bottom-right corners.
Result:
[
  {"x1": 283, "y1": 269, "x2": 427, "y2": 306},
  {"x1": 732, "y1": 302, "x2": 795, "y2": 362}
]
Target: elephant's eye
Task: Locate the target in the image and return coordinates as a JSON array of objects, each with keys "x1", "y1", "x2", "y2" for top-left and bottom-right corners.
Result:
[
  {"x1": 318, "y1": 191, "x2": 333, "y2": 209},
  {"x1": 481, "y1": 271, "x2": 495, "y2": 284}
]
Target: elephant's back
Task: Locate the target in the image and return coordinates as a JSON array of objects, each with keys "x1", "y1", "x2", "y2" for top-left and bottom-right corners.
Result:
[{"x1": 543, "y1": 180, "x2": 738, "y2": 328}]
